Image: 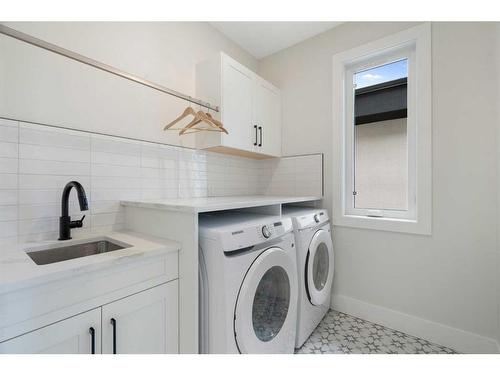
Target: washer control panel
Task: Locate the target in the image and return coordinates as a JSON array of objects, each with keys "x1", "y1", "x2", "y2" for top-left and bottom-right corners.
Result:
[
  {"x1": 218, "y1": 218, "x2": 292, "y2": 253},
  {"x1": 261, "y1": 225, "x2": 272, "y2": 238}
]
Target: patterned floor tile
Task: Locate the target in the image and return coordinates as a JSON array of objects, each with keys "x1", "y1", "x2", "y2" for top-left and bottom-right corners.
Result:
[{"x1": 296, "y1": 310, "x2": 457, "y2": 354}]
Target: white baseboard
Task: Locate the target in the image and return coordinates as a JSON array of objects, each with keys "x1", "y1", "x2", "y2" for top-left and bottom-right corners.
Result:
[{"x1": 332, "y1": 294, "x2": 500, "y2": 354}]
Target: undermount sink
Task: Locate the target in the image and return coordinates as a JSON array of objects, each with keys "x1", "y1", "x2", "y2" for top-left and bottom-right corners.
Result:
[{"x1": 26, "y1": 239, "x2": 131, "y2": 265}]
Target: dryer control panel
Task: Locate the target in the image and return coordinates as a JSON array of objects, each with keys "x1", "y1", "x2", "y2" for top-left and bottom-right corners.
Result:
[
  {"x1": 283, "y1": 208, "x2": 329, "y2": 230},
  {"x1": 199, "y1": 212, "x2": 293, "y2": 253}
]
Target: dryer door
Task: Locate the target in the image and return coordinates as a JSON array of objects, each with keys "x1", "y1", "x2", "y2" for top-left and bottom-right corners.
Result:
[
  {"x1": 234, "y1": 247, "x2": 298, "y2": 353},
  {"x1": 306, "y1": 229, "x2": 334, "y2": 306}
]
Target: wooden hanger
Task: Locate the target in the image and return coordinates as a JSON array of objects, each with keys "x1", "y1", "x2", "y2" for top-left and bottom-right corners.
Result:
[
  {"x1": 163, "y1": 105, "x2": 228, "y2": 135},
  {"x1": 205, "y1": 112, "x2": 225, "y2": 129},
  {"x1": 163, "y1": 106, "x2": 197, "y2": 130},
  {"x1": 179, "y1": 110, "x2": 228, "y2": 135}
]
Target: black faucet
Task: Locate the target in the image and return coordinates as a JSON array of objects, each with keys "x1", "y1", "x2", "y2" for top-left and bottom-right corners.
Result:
[{"x1": 59, "y1": 181, "x2": 88, "y2": 241}]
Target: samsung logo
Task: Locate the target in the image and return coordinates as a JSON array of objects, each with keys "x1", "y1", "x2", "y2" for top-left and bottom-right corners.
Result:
[{"x1": 231, "y1": 230, "x2": 244, "y2": 235}]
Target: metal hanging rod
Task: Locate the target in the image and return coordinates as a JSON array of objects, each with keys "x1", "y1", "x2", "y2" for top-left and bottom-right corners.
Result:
[{"x1": 0, "y1": 24, "x2": 219, "y2": 112}]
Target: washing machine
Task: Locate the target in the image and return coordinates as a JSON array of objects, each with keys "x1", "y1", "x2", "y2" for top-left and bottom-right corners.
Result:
[
  {"x1": 283, "y1": 206, "x2": 334, "y2": 348},
  {"x1": 198, "y1": 211, "x2": 298, "y2": 354}
]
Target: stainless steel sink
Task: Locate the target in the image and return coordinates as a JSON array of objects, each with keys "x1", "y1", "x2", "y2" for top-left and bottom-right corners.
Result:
[{"x1": 27, "y1": 239, "x2": 130, "y2": 265}]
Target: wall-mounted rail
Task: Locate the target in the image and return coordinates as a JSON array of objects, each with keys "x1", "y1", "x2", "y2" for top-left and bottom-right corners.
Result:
[{"x1": 0, "y1": 24, "x2": 219, "y2": 112}]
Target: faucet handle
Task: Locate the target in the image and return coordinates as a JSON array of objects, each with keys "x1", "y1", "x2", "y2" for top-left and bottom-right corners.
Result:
[{"x1": 70, "y1": 215, "x2": 86, "y2": 228}]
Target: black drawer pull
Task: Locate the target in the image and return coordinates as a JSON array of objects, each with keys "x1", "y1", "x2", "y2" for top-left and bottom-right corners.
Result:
[
  {"x1": 89, "y1": 327, "x2": 96, "y2": 354},
  {"x1": 258, "y1": 126, "x2": 262, "y2": 147},
  {"x1": 254, "y1": 125, "x2": 258, "y2": 146},
  {"x1": 110, "y1": 318, "x2": 117, "y2": 354}
]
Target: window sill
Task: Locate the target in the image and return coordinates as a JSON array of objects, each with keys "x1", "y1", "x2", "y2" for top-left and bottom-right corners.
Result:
[{"x1": 333, "y1": 213, "x2": 431, "y2": 235}]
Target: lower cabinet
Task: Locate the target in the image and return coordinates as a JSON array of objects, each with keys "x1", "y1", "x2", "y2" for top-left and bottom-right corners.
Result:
[
  {"x1": 102, "y1": 281, "x2": 178, "y2": 354},
  {"x1": 0, "y1": 308, "x2": 101, "y2": 354},
  {"x1": 0, "y1": 281, "x2": 178, "y2": 354}
]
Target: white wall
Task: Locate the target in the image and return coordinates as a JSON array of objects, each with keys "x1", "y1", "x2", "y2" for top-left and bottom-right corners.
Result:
[
  {"x1": 0, "y1": 22, "x2": 258, "y2": 148},
  {"x1": 259, "y1": 22, "x2": 500, "y2": 352}
]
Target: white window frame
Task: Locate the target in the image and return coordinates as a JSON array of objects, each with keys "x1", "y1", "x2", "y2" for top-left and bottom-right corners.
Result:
[{"x1": 332, "y1": 23, "x2": 432, "y2": 235}]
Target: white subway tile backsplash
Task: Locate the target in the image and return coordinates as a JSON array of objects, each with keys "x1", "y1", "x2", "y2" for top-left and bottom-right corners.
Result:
[
  {"x1": 18, "y1": 217, "x2": 59, "y2": 235},
  {"x1": 19, "y1": 189, "x2": 61, "y2": 205},
  {"x1": 140, "y1": 178, "x2": 164, "y2": 190},
  {"x1": 19, "y1": 159, "x2": 91, "y2": 176},
  {"x1": 18, "y1": 202, "x2": 82, "y2": 220},
  {"x1": 19, "y1": 122, "x2": 90, "y2": 150},
  {"x1": 91, "y1": 151, "x2": 141, "y2": 167},
  {"x1": 91, "y1": 135, "x2": 142, "y2": 155},
  {"x1": 0, "y1": 190, "x2": 18, "y2": 205},
  {"x1": 261, "y1": 154, "x2": 323, "y2": 197},
  {"x1": 0, "y1": 205, "x2": 17, "y2": 221},
  {"x1": 91, "y1": 212, "x2": 125, "y2": 227},
  {"x1": 0, "y1": 220, "x2": 17, "y2": 238},
  {"x1": 90, "y1": 188, "x2": 142, "y2": 201},
  {"x1": 91, "y1": 176, "x2": 143, "y2": 190},
  {"x1": 19, "y1": 216, "x2": 90, "y2": 236},
  {"x1": 0, "y1": 122, "x2": 19, "y2": 143},
  {"x1": 90, "y1": 201, "x2": 122, "y2": 215},
  {"x1": 19, "y1": 175, "x2": 91, "y2": 190},
  {"x1": 140, "y1": 156, "x2": 161, "y2": 169},
  {"x1": 0, "y1": 158, "x2": 18, "y2": 174},
  {"x1": 0, "y1": 119, "x2": 322, "y2": 246},
  {"x1": 141, "y1": 188, "x2": 167, "y2": 200},
  {"x1": 0, "y1": 118, "x2": 18, "y2": 128},
  {"x1": 0, "y1": 174, "x2": 17, "y2": 189},
  {"x1": 0, "y1": 142, "x2": 18, "y2": 158},
  {"x1": 0, "y1": 236, "x2": 18, "y2": 249},
  {"x1": 19, "y1": 144, "x2": 90, "y2": 163},
  {"x1": 88, "y1": 224, "x2": 124, "y2": 236},
  {"x1": 91, "y1": 164, "x2": 142, "y2": 177}
]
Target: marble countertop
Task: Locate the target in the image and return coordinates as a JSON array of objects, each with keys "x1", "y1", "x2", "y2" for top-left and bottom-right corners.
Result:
[
  {"x1": 121, "y1": 195, "x2": 321, "y2": 213},
  {"x1": 0, "y1": 231, "x2": 180, "y2": 294}
]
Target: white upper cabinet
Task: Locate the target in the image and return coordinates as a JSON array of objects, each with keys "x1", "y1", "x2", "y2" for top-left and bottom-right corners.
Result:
[
  {"x1": 221, "y1": 55, "x2": 254, "y2": 152},
  {"x1": 196, "y1": 52, "x2": 282, "y2": 158},
  {"x1": 254, "y1": 78, "x2": 282, "y2": 157}
]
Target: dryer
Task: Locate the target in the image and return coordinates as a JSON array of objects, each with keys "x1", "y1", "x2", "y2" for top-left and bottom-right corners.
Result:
[
  {"x1": 283, "y1": 207, "x2": 334, "y2": 348},
  {"x1": 198, "y1": 211, "x2": 298, "y2": 354}
]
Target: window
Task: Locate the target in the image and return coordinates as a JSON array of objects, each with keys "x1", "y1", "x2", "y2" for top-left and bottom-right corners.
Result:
[
  {"x1": 332, "y1": 24, "x2": 431, "y2": 234},
  {"x1": 349, "y1": 55, "x2": 413, "y2": 219}
]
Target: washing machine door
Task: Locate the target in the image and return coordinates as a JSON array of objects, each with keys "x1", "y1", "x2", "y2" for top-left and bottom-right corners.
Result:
[
  {"x1": 306, "y1": 228, "x2": 334, "y2": 306},
  {"x1": 234, "y1": 247, "x2": 298, "y2": 353}
]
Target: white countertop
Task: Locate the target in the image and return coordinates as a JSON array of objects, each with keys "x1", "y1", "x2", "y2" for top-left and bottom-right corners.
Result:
[
  {"x1": 121, "y1": 195, "x2": 321, "y2": 213},
  {"x1": 0, "y1": 231, "x2": 180, "y2": 294}
]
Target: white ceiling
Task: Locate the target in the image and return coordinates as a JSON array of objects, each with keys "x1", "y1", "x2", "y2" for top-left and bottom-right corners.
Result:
[{"x1": 210, "y1": 22, "x2": 341, "y2": 59}]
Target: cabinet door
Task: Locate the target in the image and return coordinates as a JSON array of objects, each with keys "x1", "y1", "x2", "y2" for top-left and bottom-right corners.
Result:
[
  {"x1": 0, "y1": 309, "x2": 101, "y2": 354},
  {"x1": 221, "y1": 55, "x2": 254, "y2": 151},
  {"x1": 102, "y1": 281, "x2": 178, "y2": 354},
  {"x1": 254, "y1": 79, "x2": 282, "y2": 157}
]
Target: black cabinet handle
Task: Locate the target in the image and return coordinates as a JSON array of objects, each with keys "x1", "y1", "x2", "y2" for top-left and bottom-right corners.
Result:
[
  {"x1": 89, "y1": 327, "x2": 95, "y2": 354},
  {"x1": 110, "y1": 318, "x2": 117, "y2": 354},
  {"x1": 258, "y1": 126, "x2": 262, "y2": 147},
  {"x1": 254, "y1": 125, "x2": 258, "y2": 146}
]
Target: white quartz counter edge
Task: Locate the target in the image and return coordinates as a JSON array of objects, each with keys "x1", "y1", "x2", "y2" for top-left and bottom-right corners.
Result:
[
  {"x1": 0, "y1": 231, "x2": 180, "y2": 294},
  {"x1": 120, "y1": 195, "x2": 321, "y2": 213}
]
